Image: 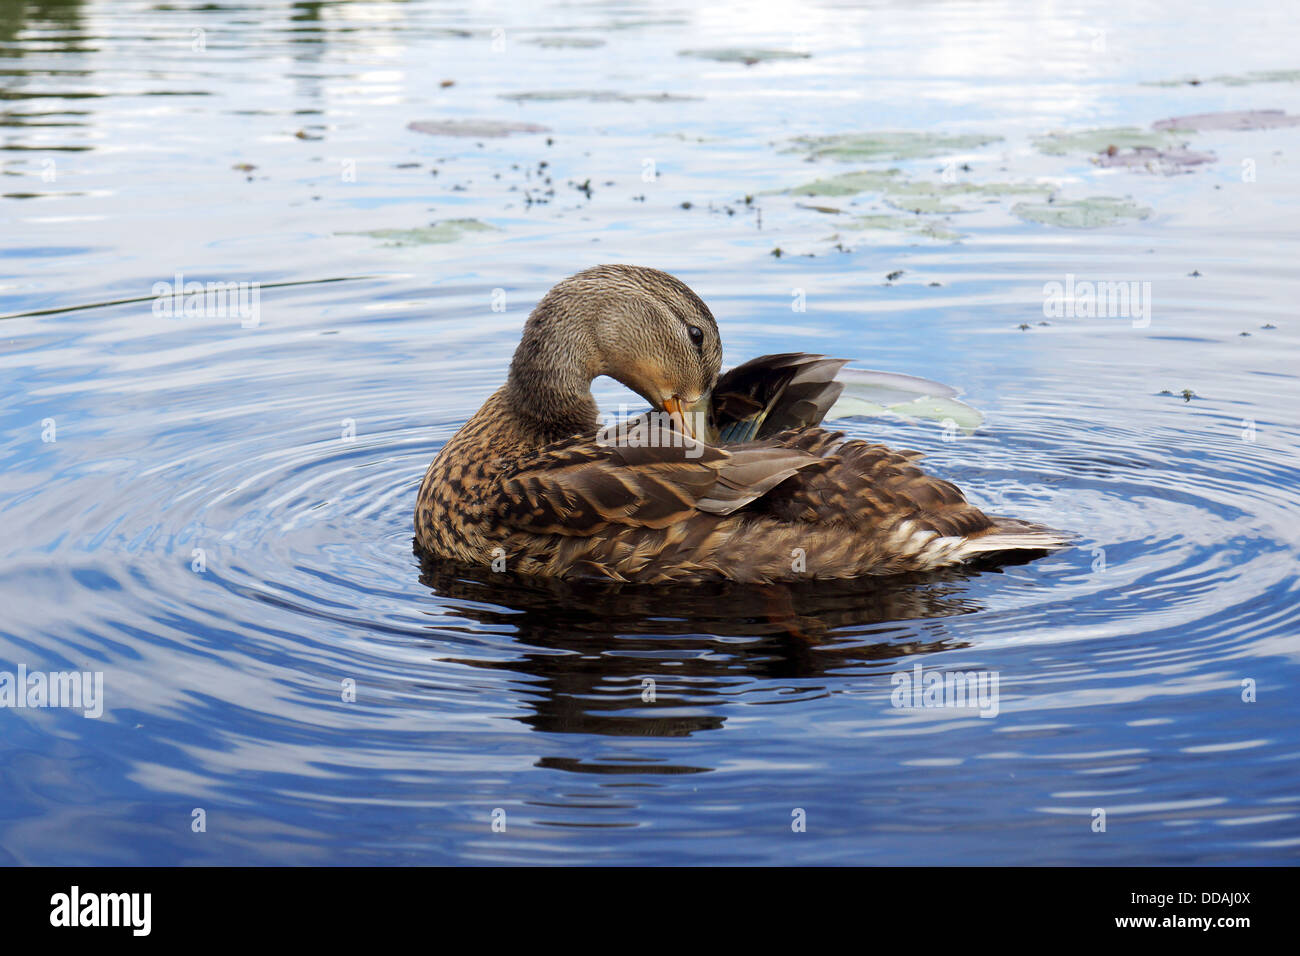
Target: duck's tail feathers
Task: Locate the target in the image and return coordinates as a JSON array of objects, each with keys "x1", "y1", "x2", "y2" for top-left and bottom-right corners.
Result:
[{"x1": 958, "y1": 516, "x2": 1076, "y2": 558}]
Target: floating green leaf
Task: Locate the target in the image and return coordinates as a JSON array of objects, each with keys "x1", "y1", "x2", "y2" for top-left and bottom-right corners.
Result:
[
  {"x1": 781, "y1": 169, "x2": 904, "y2": 196},
  {"x1": 1011, "y1": 197, "x2": 1151, "y2": 229},
  {"x1": 1143, "y1": 69, "x2": 1300, "y2": 87},
  {"x1": 339, "y1": 219, "x2": 498, "y2": 246},
  {"x1": 407, "y1": 119, "x2": 549, "y2": 137},
  {"x1": 883, "y1": 181, "x2": 1053, "y2": 214},
  {"x1": 843, "y1": 215, "x2": 964, "y2": 240},
  {"x1": 789, "y1": 131, "x2": 1002, "y2": 161},
  {"x1": 780, "y1": 170, "x2": 1051, "y2": 215},
  {"x1": 525, "y1": 37, "x2": 606, "y2": 48},
  {"x1": 500, "y1": 90, "x2": 698, "y2": 103},
  {"x1": 1153, "y1": 110, "x2": 1300, "y2": 131},
  {"x1": 679, "y1": 48, "x2": 811, "y2": 64},
  {"x1": 1032, "y1": 126, "x2": 1186, "y2": 155}
]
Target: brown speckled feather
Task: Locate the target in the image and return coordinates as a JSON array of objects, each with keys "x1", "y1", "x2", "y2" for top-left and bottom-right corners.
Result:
[{"x1": 498, "y1": 436, "x2": 822, "y2": 533}]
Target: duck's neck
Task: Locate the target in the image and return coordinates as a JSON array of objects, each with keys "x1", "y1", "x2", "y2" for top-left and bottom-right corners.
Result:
[{"x1": 502, "y1": 306, "x2": 602, "y2": 445}]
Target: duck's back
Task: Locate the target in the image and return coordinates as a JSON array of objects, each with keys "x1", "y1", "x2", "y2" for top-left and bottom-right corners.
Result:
[{"x1": 415, "y1": 354, "x2": 1069, "y2": 583}]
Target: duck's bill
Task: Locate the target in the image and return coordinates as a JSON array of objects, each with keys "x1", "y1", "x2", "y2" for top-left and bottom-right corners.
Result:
[{"x1": 663, "y1": 394, "x2": 715, "y2": 443}]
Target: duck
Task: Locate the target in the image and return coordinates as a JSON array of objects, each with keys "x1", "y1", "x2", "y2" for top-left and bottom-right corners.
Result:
[{"x1": 414, "y1": 264, "x2": 1068, "y2": 584}]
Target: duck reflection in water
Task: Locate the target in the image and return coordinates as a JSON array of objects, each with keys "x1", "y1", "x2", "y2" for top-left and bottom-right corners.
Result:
[{"x1": 416, "y1": 550, "x2": 1038, "y2": 745}]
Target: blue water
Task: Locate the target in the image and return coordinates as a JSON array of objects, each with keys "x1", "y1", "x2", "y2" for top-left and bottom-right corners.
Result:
[{"x1": 2, "y1": 0, "x2": 1299, "y2": 864}]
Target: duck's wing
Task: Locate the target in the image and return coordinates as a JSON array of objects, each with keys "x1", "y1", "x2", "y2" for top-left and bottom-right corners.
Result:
[
  {"x1": 495, "y1": 434, "x2": 822, "y2": 536},
  {"x1": 711, "y1": 354, "x2": 985, "y2": 438},
  {"x1": 758, "y1": 426, "x2": 1073, "y2": 557},
  {"x1": 756, "y1": 426, "x2": 992, "y2": 535},
  {"x1": 710, "y1": 353, "x2": 849, "y2": 443}
]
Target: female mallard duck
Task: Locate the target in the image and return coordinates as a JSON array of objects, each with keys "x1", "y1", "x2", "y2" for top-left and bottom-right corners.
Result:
[{"x1": 415, "y1": 264, "x2": 1067, "y2": 583}]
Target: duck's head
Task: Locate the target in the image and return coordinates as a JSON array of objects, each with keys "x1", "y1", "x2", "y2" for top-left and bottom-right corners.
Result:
[{"x1": 507, "y1": 264, "x2": 723, "y2": 437}]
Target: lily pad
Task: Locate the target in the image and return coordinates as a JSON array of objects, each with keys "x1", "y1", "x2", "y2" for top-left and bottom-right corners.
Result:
[
  {"x1": 1033, "y1": 126, "x2": 1187, "y2": 156},
  {"x1": 779, "y1": 171, "x2": 1051, "y2": 214},
  {"x1": 499, "y1": 90, "x2": 698, "y2": 103},
  {"x1": 607, "y1": 18, "x2": 689, "y2": 29},
  {"x1": 339, "y1": 219, "x2": 498, "y2": 246},
  {"x1": 678, "y1": 48, "x2": 811, "y2": 64},
  {"x1": 525, "y1": 37, "x2": 606, "y2": 48},
  {"x1": 407, "y1": 119, "x2": 549, "y2": 137},
  {"x1": 1153, "y1": 110, "x2": 1300, "y2": 131},
  {"x1": 1143, "y1": 70, "x2": 1300, "y2": 87},
  {"x1": 781, "y1": 169, "x2": 904, "y2": 196},
  {"x1": 790, "y1": 131, "x2": 1002, "y2": 161},
  {"x1": 883, "y1": 193, "x2": 968, "y2": 215},
  {"x1": 1011, "y1": 197, "x2": 1151, "y2": 229},
  {"x1": 843, "y1": 215, "x2": 964, "y2": 241},
  {"x1": 1094, "y1": 144, "x2": 1216, "y2": 172},
  {"x1": 883, "y1": 180, "x2": 1053, "y2": 214}
]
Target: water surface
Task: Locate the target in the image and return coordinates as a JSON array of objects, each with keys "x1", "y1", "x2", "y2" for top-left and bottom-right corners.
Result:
[{"x1": 2, "y1": 0, "x2": 1299, "y2": 864}]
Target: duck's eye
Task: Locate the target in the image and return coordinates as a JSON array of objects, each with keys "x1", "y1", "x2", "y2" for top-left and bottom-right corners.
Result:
[{"x1": 687, "y1": 325, "x2": 704, "y2": 348}]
